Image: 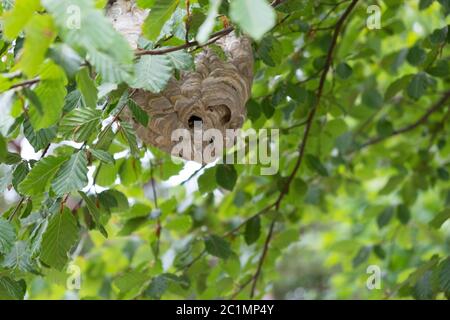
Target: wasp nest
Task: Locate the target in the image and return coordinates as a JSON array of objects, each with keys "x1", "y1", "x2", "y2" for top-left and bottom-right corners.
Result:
[{"x1": 107, "y1": 0, "x2": 253, "y2": 162}]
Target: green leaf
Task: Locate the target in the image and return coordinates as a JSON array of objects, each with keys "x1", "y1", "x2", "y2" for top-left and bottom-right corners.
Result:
[
  {"x1": 258, "y1": 35, "x2": 283, "y2": 67},
  {"x1": 90, "y1": 149, "x2": 115, "y2": 164},
  {"x1": 377, "y1": 207, "x2": 394, "y2": 229},
  {"x1": 2, "y1": 0, "x2": 41, "y2": 40},
  {"x1": 12, "y1": 161, "x2": 30, "y2": 192},
  {"x1": 145, "y1": 274, "x2": 169, "y2": 299},
  {"x1": 18, "y1": 156, "x2": 67, "y2": 196},
  {"x1": 204, "y1": 235, "x2": 232, "y2": 259},
  {"x1": 17, "y1": 15, "x2": 56, "y2": 77},
  {"x1": 1, "y1": 241, "x2": 35, "y2": 273},
  {"x1": 407, "y1": 72, "x2": 428, "y2": 100},
  {"x1": 376, "y1": 119, "x2": 394, "y2": 137},
  {"x1": 384, "y1": 75, "x2": 413, "y2": 101},
  {"x1": 86, "y1": 48, "x2": 133, "y2": 84},
  {"x1": 244, "y1": 216, "x2": 261, "y2": 245},
  {"x1": 0, "y1": 277, "x2": 26, "y2": 300},
  {"x1": 76, "y1": 68, "x2": 98, "y2": 109},
  {"x1": 59, "y1": 107, "x2": 102, "y2": 142},
  {"x1": 336, "y1": 62, "x2": 353, "y2": 79},
  {"x1": 114, "y1": 270, "x2": 149, "y2": 295},
  {"x1": 119, "y1": 121, "x2": 140, "y2": 157},
  {"x1": 48, "y1": 44, "x2": 83, "y2": 79},
  {"x1": 40, "y1": 208, "x2": 79, "y2": 270},
  {"x1": 22, "y1": 88, "x2": 43, "y2": 115},
  {"x1": 0, "y1": 135, "x2": 6, "y2": 163},
  {"x1": 429, "y1": 26, "x2": 448, "y2": 45},
  {"x1": 2, "y1": 153, "x2": 22, "y2": 165},
  {"x1": 42, "y1": 0, "x2": 134, "y2": 83},
  {"x1": 429, "y1": 208, "x2": 450, "y2": 229},
  {"x1": 51, "y1": 151, "x2": 89, "y2": 196},
  {"x1": 352, "y1": 246, "x2": 371, "y2": 268},
  {"x1": 28, "y1": 64, "x2": 68, "y2": 130},
  {"x1": 230, "y1": 0, "x2": 276, "y2": 41},
  {"x1": 407, "y1": 46, "x2": 426, "y2": 66},
  {"x1": 166, "y1": 51, "x2": 194, "y2": 71},
  {"x1": 142, "y1": 0, "x2": 180, "y2": 41},
  {"x1": 216, "y1": 164, "x2": 238, "y2": 191},
  {"x1": 419, "y1": 0, "x2": 435, "y2": 10},
  {"x1": 0, "y1": 217, "x2": 16, "y2": 255},
  {"x1": 196, "y1": 0, "x2": 222, "y2": 44},
  {"x1": 132, "y1": 55, "x2": 173, "y2": 93},
  {"x1": 78, "y1": 191, "x2": 108, "y2": 238},
  {"x1": 397, "y1": 204, "x2": 411, "y2": 225},
  {"x1": 438, "y1": 257, "x2": 450, "y2": 295},
  {"x1": 128, "y1": 99, "x2": 149, "y2": 127},
  {"x1": 23, "y1": 117, "x2": 56, "y2": 152},
  {"x1": 362, "y1": 88, "x2": 383, "y2": 109},
  {"x1": 305, "y1": 154, "x2": 328, "y2": 177},
  {"x1": 198, "y1": 167, "x2": 217, "y2": 193}
]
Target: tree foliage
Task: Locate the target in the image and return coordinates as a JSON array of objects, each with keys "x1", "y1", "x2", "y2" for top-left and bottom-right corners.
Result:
[{"x1": 0, "y1": 0, "x2": 450, "y2": 300}]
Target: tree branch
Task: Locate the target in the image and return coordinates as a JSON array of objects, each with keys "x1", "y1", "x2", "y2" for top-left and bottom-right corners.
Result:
[
  {"x1": 248, "y1": 0, "x2": 360, "y2": 299},
  {"x1": 358, "y1": 90, "x2": 450, "y2": 150}
]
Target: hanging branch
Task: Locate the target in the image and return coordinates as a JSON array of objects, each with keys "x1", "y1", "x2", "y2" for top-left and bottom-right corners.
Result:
[
  {"x1": 357, "y1": 90, "x2": 450, "y2": 150},
  {"x1": 248, "y1": 0, "x2": 360, "y2": 299}
]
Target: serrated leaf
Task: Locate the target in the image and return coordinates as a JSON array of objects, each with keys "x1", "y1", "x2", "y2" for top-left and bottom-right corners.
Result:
[
  {"x1": 23, "y1": 117, "x2": 56, "y2": 152},
  {"x1": 142, "y1": 0, "x2": 180, "y2": 41},
  {"x1": 132, "y1": 55, "x2": 173, "y2": 93},
  {"x1": 25, "y1": 62, "x2": 68, "y2": 130},
  {"x1": 78, "y1": 191, "x2": 108, "y2": 238},
  {"x1": 86, "y1": 48, "x2": 133, "y2": 84},
  {"x1": 76, "y1": 68, "x2": 98, "y2": 109},
  {"x1": 230, "y1": 0, "x2": 276, "y2": 41},
  {"x1": 90, "y1": 149, "x2": 115, "y2": 164},
  {"x1": 42, "y1": 0, "x2": 134, "y2": 83},
  {"x1": 438, "y1": 257, "x2": 450, "y2": 295},
  {"x1": 0, "y1": 135, "x2": 6, "y2": 163},
  {"x1": 2, "y1": 0, "x2": 41, "y2": 40},
  {"x1": 196, "y1": 0, "x2": 222, "y2": 44},
  {"x1": 1, "y1": 241, "x2": 35, "y2": 273},
  {"x1": 114, "y1": 270, "x2": 149, "y2": 295},
  {"x1": 18, "y1": 156, "x2": 67, "y2": 196},
  {"x1": 59, "y1": 107, "x2": 102, "y2": 142},
  {"x1": 0, "y1": 217, "x2": 16, "y2": 255},
  {"x1": 51, "y1": 151, "x2": 89, "y2": 196},
  {"x1": 128, "y1": 99, "x2": 149, "y2": 127},
  {"x1": 119, "y1": 121, "x2": 140, "y2": 157},
  {"x1": 204, "y1": 235, "x2": 232, "y2": 259},
  {"x1": 12, "y1": 161, "x2": 29, "y2": 192},
  {"x1": 258, "y1": 35, "x2": 283, "y2": 67},
  {"x1": 216, "y1": 164, "x2": 237, "y2": 191},
  {"x1": 166, "y1": 51, "x2": 194, "y2": 71},
  {"x1": 40, "y1": 208, "x2": 79, "y2": 270},
  {"x1": 17, "y1": 15, "x2": 56, "y2": 77},
  {"x1": 0, "y1": 277, "x2": 26, "y2": 300}
]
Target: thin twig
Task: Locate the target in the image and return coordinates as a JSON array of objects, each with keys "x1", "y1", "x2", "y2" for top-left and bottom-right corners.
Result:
[
  {"x1": 358, "y1": 90, "x2": 450, "y2": 150},
  {"x1": 249, "y1": 0, "x2": 360, "y2": 298}
]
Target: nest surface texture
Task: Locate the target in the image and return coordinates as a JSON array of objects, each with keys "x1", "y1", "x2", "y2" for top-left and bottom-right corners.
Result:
[{"x1": 107, "y1": 0, "x2": 254, "y2": 161}]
